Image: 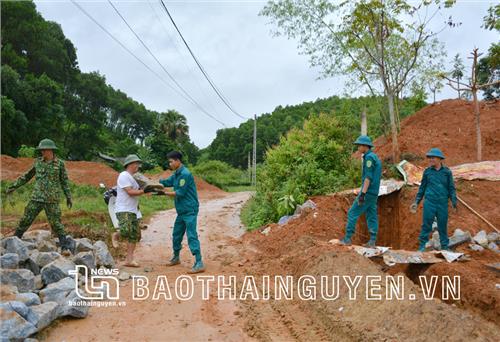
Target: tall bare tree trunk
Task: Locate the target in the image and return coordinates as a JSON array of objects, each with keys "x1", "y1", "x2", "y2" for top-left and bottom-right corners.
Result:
[
  {"x1": 472, "y1": 89, "x2": 482, "y2": 161},
  {"x1": 361, "y1": 107, "x2": 367, "y2": 136},
  {"x1": 387, "y1": 90, "x2": 400, "y2": 163}
]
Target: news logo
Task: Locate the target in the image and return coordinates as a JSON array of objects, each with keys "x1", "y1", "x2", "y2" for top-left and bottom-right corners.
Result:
[{"x1": 69, "y1": 265, "x2": 120, "y2": 300}]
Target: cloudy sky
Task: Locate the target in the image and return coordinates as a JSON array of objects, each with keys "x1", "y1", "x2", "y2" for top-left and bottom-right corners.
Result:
[{"x1": 35, "y1": 0, "x2": 498, "y2": 147}]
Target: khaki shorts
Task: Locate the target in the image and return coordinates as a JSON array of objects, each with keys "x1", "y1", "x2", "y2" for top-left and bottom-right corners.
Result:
[{"x1": 116, "y1": 212, "x2": 141, "y2": 243}]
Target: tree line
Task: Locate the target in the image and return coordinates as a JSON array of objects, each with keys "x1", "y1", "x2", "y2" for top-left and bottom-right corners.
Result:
[
  {"x1": 204, "y1": 94, "x2": 426, "y2": 169},
  {"x1": 1, "y1": 1, "x2": 198, "y2": 168}
]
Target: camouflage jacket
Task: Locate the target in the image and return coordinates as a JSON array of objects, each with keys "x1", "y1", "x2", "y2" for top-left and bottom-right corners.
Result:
[{"x1": 9, "y1": 157, "x2": 72, "y2": 203}]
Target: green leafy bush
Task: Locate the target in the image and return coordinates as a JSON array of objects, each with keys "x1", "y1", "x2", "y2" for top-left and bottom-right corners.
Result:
[
  {"x1": 17, "y1": 145, "x2": 36, "y2": 158},
  {"x1": 192, "y1": 160, "x2": 249, "y2": 190},
  {"x1": 245, "y1": 113, "x2": 361, "y2": 229}
]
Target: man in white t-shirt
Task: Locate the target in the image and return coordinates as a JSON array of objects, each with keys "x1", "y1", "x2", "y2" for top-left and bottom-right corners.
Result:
[{"x1": 112, "y1": 154, "x2": 146, "y2": 267}]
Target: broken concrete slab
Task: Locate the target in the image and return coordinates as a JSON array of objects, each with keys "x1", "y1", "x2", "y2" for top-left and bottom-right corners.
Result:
[
  {"x1": 439, "y1": 251, "x2": 466, "y2": 263},
  {"x1": 294, "y1": 200, "x2": 317, "y2": 215},
  {"x1": 383, "y1": 250, "x2": 444, "y2": 266},
  {"x1": 261, "y1": 226, "x2": 271, "y2": 236},
  {"x1": 487, "y1": 242, "x2": 499, "y2": 253},
  {"x1": 469, "y1": 244, "x2": 484, "y2": 252},
  {"x1": 473, "y1": 230, "x2": 489, "y2": 247},
  {"x1": 487, "y1": 232, "x2": 499, "y2": 243},
  {"x1": 352, "y1": 246, "x2": 390, "y2": 258},
  {"x1": 449, "y1": 228, "x2": 472, "y2": 248}
]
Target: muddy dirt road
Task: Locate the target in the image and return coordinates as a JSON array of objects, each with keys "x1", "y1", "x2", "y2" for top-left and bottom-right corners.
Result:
[{"x1": 44, "y1": 192, "x2": 254, "y2": 342}]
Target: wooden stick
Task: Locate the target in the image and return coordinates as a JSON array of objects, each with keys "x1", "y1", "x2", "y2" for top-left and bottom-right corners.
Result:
[{"x1": 457, "y1": 196, "x2": 499, "y2": 233}]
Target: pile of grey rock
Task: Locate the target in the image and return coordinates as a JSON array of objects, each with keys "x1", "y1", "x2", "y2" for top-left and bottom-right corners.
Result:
[
  {"x1": 425, "y1": 228, "x2": 499, "y2": 252},
  {"x1": 469, "y1": 230, "x2": 499, "y2": 252},
  {"x1": 0, "y1": 230, "x2": 115, "y2": 340}
]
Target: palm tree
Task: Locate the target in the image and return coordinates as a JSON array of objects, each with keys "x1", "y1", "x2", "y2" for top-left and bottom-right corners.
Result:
[{"x1": 157, "y1": 110, "x2": 188, "y2": 141}]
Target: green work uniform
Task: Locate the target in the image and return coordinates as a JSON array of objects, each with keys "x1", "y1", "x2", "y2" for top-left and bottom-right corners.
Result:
[
  {"x1": 415, "y1": 165, "x2": 457, "y2": 250},
  {"x1": 9, "y1": 157, "x2": 72, "y2": 238},
  {"x1": 345, "y1": 149, "x2": 382, "y2": 240},
  {"x1": 159, "y1": 166, "x2": 201, "y2": 259}
]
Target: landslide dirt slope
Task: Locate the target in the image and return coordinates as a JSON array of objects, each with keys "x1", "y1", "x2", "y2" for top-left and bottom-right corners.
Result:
[
  {"x1": 0, "y1": 155, "x2": 225, "y2": 197},
  {"x1": 374, "y1": 99, "x2": 500, "y2": 165},
  {"x1": 241, "y1": 99, "x2": 500, "y2": 334}
]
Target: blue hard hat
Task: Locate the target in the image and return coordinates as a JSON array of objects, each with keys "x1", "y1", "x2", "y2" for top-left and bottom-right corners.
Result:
[
  {"x1": 426, "y1": 148, "x2": 445, "y2": 159},
  {"x1": 353, "y1": 135, "x2": 374, "y2": 147}
]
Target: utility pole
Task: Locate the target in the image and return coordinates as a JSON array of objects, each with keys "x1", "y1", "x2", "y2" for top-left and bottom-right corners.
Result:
[
  {"x1": 248, "y1": 151, "x2": 251, "y2": 183},
  {"x1": 252, "y1": 114, "x2": 257, "y2": 186}
]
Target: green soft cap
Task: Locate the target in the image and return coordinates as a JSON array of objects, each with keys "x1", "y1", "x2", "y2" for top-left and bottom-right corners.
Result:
[{"x1": 123, "y1": 154, "x2": 142, "y2": 167}]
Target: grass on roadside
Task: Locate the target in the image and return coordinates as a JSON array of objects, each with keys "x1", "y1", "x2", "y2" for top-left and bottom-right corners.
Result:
[{"x1": 0, "y1": 181, "x2": 173, "y2": 234}]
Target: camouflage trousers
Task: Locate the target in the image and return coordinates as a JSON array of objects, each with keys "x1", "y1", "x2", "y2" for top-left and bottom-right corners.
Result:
[
  {"x1": 15, "y1": 200, "x2": 66, "y2": 238},
  {"x1": 117, "y1": 212, "x2": 141, "y2": 243}
]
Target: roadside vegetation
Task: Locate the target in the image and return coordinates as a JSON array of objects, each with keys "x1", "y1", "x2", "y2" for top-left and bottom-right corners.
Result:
[
  {"x1": 0, "y1": 181, "x2": 174, "y2": 234},
  {"x1": 243, "y1": 114, "x2": 361, "y2": 229}
]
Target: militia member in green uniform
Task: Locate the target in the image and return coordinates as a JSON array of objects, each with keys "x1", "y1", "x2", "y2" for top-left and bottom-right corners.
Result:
[
  {"x1": 6, "y1": 139, "x2": 74, "y2": 252},
  {"x1": 340, "y1": 135, "x2": 382, "y2": 247},
  {"x1": 159, "y1": 151, "x2": 204, "y2": 273},
  {"x1": 411, "y1": 148, "x2": 457, "y2": 251}
]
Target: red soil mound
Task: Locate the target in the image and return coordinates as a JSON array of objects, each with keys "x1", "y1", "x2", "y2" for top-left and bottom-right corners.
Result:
[
  {"x1": 1, "y1": 155, "x2": 118, "y2": 187},
  {"x1": 374, "y1": 99, "x2": 500, "y2": 166},
  {"x1": 150, "y1": 170, "x2": 225, "y2": 199},
  {"x1": 1, "y1": 155, "x2": 225, "y2": 198},
  {"x1": 246, "y1": 179, "x2": 500, "y2": 324}
]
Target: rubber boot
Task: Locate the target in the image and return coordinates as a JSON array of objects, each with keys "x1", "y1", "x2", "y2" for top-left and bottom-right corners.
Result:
[
  {"x1": 167, "y1": 253, "x2": 180, "y2": 266},
  {"x1": 188, "y1": 253, "x2": 205, "y2": 273},
  {"x1": 188, "y1": 260, "x2": 205, "y2": 274},
  {"x1": 364, "y1": 239, "x2": 376, "y2": 248},
  {"x1": 339, "y1": 237, "x2": 352, "y2": 246}
]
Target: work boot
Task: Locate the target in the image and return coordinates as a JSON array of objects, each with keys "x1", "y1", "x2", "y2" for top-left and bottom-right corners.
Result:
[
  {"x1": 58, "y1": 235, "x2": 74, "y2": 257},
  {"x1": 188, "y1": 260, "x2": 205, "y2": 274},
  {"x1": 14, "y1": 229, "x2": 24, "y2": 239},
  {"x1": 167, "y1": 254, "x2": 180, "y2": 266},
  {"x1": 364, "y1": 239, "x2": 376, "y2": 248},
  {"x1": 339, "y1": 237, "x2": 352, "y2": 246}
]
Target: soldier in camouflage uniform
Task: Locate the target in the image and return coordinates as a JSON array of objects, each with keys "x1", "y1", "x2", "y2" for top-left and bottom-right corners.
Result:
[{"x1": 6, "y1": 139, "x2": 74, "y2": 252}]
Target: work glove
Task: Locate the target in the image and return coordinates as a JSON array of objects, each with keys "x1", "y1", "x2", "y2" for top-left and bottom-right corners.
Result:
[
  {"x1": 5, "y1": 187, "x2": 14, "y2": 195},
  {"x1": 66, "y1": 198, "x2": 73, "y2": 209},
  {"x1": 410, "y1": 203, "x2": 418, "y2": 214},
  {"x1": 358, "y1": 193, "x2": 366, "y2": 206},
  {"x1": 453, "y1": 205, "x2": 458, "y2": 213}
]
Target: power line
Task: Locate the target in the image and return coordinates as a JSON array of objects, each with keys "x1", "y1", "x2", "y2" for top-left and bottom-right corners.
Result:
[
  {"x1": 107, "y1": 0, "x2": 226, "y2": 126},
  {"x1": 158, "y1": 0, "x2": 248, "y2": 120},
  {"x1": 145, "y1": 0, "x2": 221, "y2": 118},
  {"x1": 70, "y1": 0, "x2": 225, "y2": 127}
]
